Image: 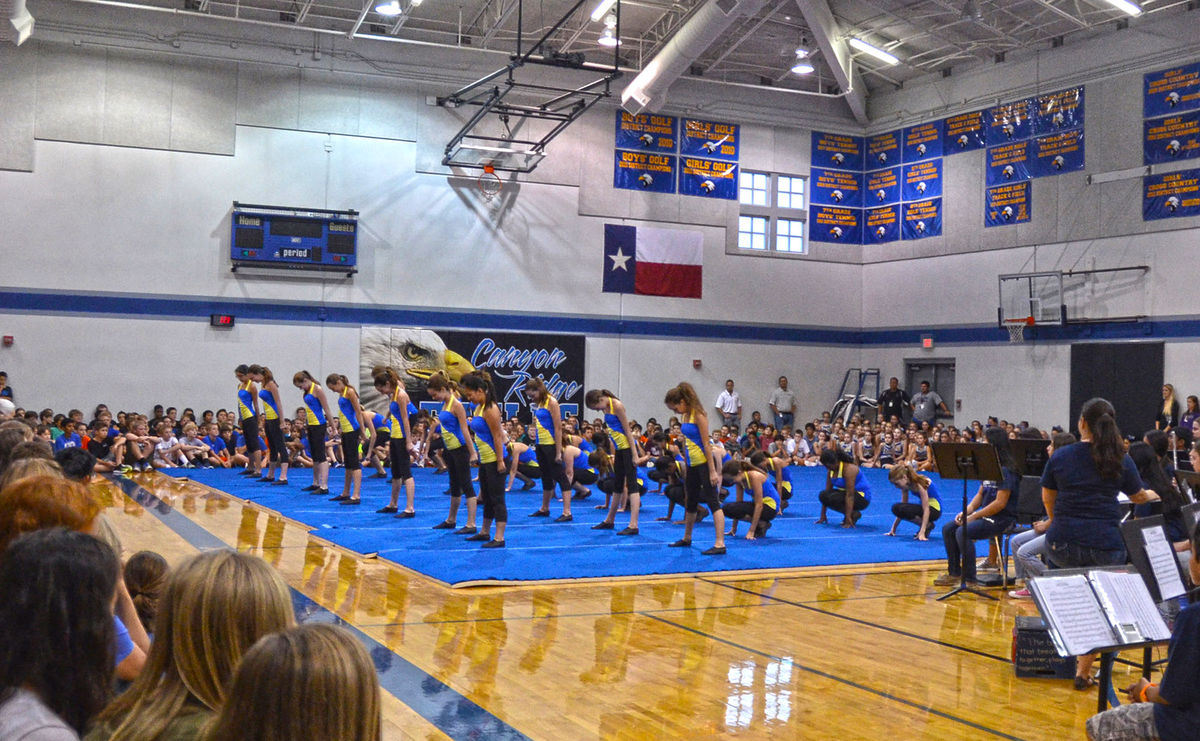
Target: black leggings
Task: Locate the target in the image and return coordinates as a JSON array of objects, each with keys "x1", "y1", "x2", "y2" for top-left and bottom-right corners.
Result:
[
  {"x1": 389, "y1": 438, "x2": 412, "y2": 480},
  {"x1": 572, "y1": 468, "x2": 598, "y2": 486},
  {"x1": 341, "y1": 429, "x2": 361, "y2": 471},
  {"x1": 612, "y1": 448, "x2": 637, "y2": 494},
  {"x1": 684, "y1": 464, "x2": 720, "y2": 514},
  {"x1": 263, "y1": 419, "x2": 285, "y2": 464},
  {"x1": 478, "y1": 459, "x2": 506, "y2": 523},
  {"x1": 242, "y1": 417, "x2": 261, "y2": 454},
  {"x1": 307, "y1": 424, "x2": 326, "y2": 464},
  {"x1": 517, "y1": 463, "x2": 540, "y2": 480},
  {"x1": 599, "y1": 475, "x2": 645, "y2": 495},
  {"x1": 892, "y1": 502, "x2": 941, "y2": 526},
  {"x1": 664, "y1": 483, "x2": 685, "y2": 508},
  {"x1": 819, "y1": 488, "x2": 869, "y2": 512},
  {"x1": 722, "y1": 500, "x2": 777, "y2": 525},
  {"x1": 444, "y1": 445, "x2": 475, "y2": 498},
  {"x1": 535, "y1": 444, "x2": 572, "y2": 493}
]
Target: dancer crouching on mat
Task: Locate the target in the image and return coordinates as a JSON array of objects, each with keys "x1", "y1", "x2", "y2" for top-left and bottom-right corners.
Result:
[
  {"x1": 585, "y1": 389, "x2": 640, "y2": 535},
  {"x1": 722, "y1": 459, "x2": 778, "y2": 540},
  {"x1": 427, "y1": 371, "x2": 478, "y2": 534},
  {"x1": 326, "y1": 374, "x2": 369, "y2": 505},
  {"x1": 249, "y1": 365, "x2": 288, "y2": 485},
  {"x1": 293, "y1": 371, "x2": 334, "y2": 497},
  {"x1": 372, "y1": 366, "x2": 417, "y2": 517},
  {"x1": 664, "y1": 382, "x2": 726, "y2": 555},
  {"x1": 816, "y1": 448, "x2": 871, "y2": 528},
  {"x1": 885, "y1": 465, "x2": 941, "y2": 540},
  {"x1": 749, "y1": 450, "x2": 792, "y2": 513},
  {"x1": 504, "y1": 440, "x2": 540, "y2": 491},
  {"x1": 461, "y1": 370, "x2": 508, "y2": 548},
  {"x1": 235, "y1": 364, "x2": 263, "y2": 476},
  {"x1": 525, "y1": 377, "x2": 574, "y2": 522}
]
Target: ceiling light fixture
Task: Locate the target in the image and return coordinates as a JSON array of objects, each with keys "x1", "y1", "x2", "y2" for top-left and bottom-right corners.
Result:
[
  {"x1": 849, "y1": 37, "x2": 900, "y2": 65},
  {"x1": 590, "y1": 0, "x2": 617, "y2": 23},
  {"x1": 410, "y1": 0, "x2": 423, "y2": 7},
  {"x1": 1097, "y1": 0, "x2": 1142, "y2": 15},
  {"x1": 598, "y1": 14, "x2": 620, "y2": 46},
  {"x1": 791, "y1": 48, "x2": 813, "y2": 74},
  {"x1": 374, "y1": 0, "x2": 401, "y2": 15}
]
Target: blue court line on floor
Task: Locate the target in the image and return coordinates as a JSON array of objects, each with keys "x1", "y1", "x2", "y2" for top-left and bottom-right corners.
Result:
[
  {"x1": 700, "y1": 577, "x2": 1012, "y2": 663},
  {"x1": 109, "y1": 475, "x2": 531, "y2": 741},
  {"x1": 639, "y1": 612, "x2": 1025, "y2": 741}
]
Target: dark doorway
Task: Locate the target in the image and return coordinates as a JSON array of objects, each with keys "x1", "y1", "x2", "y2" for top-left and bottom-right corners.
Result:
[
  {"x1": 905, "y1": 359, "x2": 956, "y2": 423},
  {"x1": 1069, "y1": 342, "x2": 1164, "y2": 438}
]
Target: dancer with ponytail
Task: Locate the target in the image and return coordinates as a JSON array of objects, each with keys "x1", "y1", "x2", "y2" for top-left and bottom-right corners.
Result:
[
  {"x1": 721, "y1": 459, "x2": 779, "y2": 540},
  {"x1": 664, "y1": 382, "x2": 726, "y2": 555},
  {"x1": 584, "y1": 388, "x2": 640, "y2": 536},
  {"x1": 461, "y1": 370, "x2": 508, "y2": 547},
  {"x1": 426, "y1": 371, "x2": 477, "y2": 534},
  {"x1": 249, "y1": 365, "x2": 288, "y2": 485},
  {"x1": 525, "y1": 377, "x2": 574, "y2": 522},
  {"x1": 293, "y1": 371, "x2": 334, "y2": 497},
  {"x1": 371, "y1": 366, "x2": 417, "y2": 517},
  {"x1": 235, "y1": 364, "x2": 263, "y2": 476},
  {"x1": 326, "y1": 374, "x2": 369, "y2": 505},
  {"x1": 816, "y1": 447, "x2": 871, "y2": 528},
  {"x1": 748, "y1": 450, "x2": 793, "y2": 512}
]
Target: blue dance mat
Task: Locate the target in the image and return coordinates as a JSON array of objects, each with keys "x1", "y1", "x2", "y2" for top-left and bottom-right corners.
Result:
[{"x1": 163, "y1": 466, "x2": 975, "y2": 587}]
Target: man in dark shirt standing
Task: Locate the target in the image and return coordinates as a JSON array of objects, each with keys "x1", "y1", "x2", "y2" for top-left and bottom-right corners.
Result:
[{"x1": 878, "y1": 377, "x2": 910, "y2": 424}]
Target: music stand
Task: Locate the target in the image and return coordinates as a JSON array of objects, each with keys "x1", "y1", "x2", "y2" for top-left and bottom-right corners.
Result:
[
  {"x1": 1174, "y1": 470, "x2": 1200, "y2": 503},
  {"x1": 931, "y1": 442, "x2": 1004, "y2": 601},
  {"x1": 1008, "y1": 438, "x2": 1050, "y2": 477}
]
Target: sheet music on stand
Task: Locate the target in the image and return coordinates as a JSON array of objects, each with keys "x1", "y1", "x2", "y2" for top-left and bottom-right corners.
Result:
[
  {"x1": 1143, "y1": 525, "x2": 1188, "y2": 601},
  {"x1": 1030, "y1": 569, "x2": 1171, "y2": 657}
]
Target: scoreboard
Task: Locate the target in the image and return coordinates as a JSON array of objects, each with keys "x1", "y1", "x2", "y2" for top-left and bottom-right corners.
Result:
[{"x1": 230, "y1": 202, "x2": 358, "y2": 275}]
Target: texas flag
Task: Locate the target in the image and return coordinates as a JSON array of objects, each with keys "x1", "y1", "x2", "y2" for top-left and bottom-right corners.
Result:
[{"x1": 602, "y1": 224, "x2": 703, "y2": 299}]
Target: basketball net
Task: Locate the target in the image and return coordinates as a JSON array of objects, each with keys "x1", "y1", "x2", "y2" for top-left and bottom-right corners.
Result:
[
  {"x1": 477, "y1": 165, "x2": 502, "y2": 203},
  {"x1": 1005, "y1": 316, "x2": 1035, "y2": 343}
]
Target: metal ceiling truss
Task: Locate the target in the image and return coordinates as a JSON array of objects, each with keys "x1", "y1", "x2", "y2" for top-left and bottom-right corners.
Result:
[{"x1": 439, "y1": 0, "x2": 623, "y2": 172}]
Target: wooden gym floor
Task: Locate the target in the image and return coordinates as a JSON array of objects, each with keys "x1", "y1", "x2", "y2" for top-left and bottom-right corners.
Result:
[{"x1": 97, "y1": 473, "x2": 1140, "y2": 740}]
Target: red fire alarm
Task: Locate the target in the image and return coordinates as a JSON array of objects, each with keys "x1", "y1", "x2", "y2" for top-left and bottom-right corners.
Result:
[
  {"x1": 2, "y1": 336, "x2": 12, "y2": 347},
  {"x1": 692, "y1": 359, "x2": 702, "y2": 369}
]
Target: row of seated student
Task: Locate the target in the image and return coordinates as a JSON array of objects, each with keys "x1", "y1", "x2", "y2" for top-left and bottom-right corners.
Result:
[{"x1": 0, "y1": 420, "x2": 383, "y2": 740}]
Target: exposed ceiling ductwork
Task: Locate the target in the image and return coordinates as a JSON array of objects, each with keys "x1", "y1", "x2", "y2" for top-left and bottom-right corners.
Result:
[
  {"x1": 0, "y1": 0, "x2": 34, "y2": 45},
  {"x1": 620, "y1": 0, "x2": 770, "y2": 115}
]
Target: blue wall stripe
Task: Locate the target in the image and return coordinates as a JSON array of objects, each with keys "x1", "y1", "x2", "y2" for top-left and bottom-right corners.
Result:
[
  {"x1": 109, "y1": 475, "x2": 531, "y2": 741},
  {"x1": 0, "y1": 288, "x2": 1192, "y2": 347}
]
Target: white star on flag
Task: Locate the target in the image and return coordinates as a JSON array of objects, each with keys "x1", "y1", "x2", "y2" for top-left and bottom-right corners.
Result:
[{"x1": 609, "y1": 248, "x2": 631, "y2": 272}]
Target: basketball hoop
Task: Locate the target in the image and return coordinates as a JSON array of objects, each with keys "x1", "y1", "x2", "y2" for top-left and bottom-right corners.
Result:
[
  {"x1": 477, "y1": 164, "x2": 502, "y2": 202},
  {"x1": 1005, "y1": 316, "x2": 1035, "y2": 343}
]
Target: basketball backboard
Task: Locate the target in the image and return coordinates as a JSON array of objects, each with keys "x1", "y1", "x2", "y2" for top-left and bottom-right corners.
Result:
[{"x1": 998, "y1": 271, "x2": 1065, "y2": 327}]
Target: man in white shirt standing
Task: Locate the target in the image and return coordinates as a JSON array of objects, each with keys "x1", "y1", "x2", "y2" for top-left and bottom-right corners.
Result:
[
  {"x1": 769, "y1": 376, "x2": 796, "y2": 431},
  {"x1": 714, "y1": 379, "x2": 742, "y2": 429}
]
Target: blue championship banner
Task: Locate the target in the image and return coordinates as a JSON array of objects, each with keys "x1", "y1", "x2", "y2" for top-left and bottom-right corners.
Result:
[
  {"x1": 810, "y1": 167, "x2": 863, "y2": 207},
  {"x1": 680, "y1": 119, "x2": 739, "y2": 162},
  {"x1": 943, "y1": 110, "x2": 986, "y2": 153},
  {"x1": 678, "y1": 157, "x2": 737, "y2": 199},
  {"x1": 613, "y1": 150, "x2": 677, "y2": 193},
  {"x1": 1143, "y1": 167, "x2": 1200, "y2": 221},
  {"x1": 1031, "y1": 130, "x2": 1084, "y2": 177},
  {"x1": 811, "y1": 131, "x2": 864, "y2": 171},
  {"x1": 867, "y1": 131, "x2": 901, "y2": 167},
  {"x1": 864, "y1": 205, "x2": 900, "y2": 244},
  {"x1": 902, "y1": 198, "x2": 942, "y2": 240},
  {"x1": 902, "y1": 159, "x2": 942, "y2": 200},
  {"x1": 810, "y1": 205, "x2": 862, "y2": 244},
  {"x1": 986, "y1": 99, "x2": 1033, "y2": 145},
  {"x1": 903, "y1": 121, "x2": 944, "y2": 162},
  {"x1": 865, "y1": 167, "x2": 901, "y2": 205},
  {"x1": 985, "y1": 182, "x2": 1031, "y2": 227},
  {"x1": 1144, "y1": 63, "x2": 1200, "y2": 119},
  {"x1": 614, "y1": 111, "x2": 678, "y2": 153},
  {"x1": 986, "y1": 141, "x2": 1032, "y2": 186},
  {"x1": 1033, "y1": 87, "x2": 1084, "y2": 134},
  {"x1": 1144, "y1": 112, "x2": 1200, "y2": 164}
]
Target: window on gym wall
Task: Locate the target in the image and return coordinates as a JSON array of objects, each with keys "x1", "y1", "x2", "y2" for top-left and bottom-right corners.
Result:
[{"x1": 733, "y1": 171, "x2": 807, "y2": 257}]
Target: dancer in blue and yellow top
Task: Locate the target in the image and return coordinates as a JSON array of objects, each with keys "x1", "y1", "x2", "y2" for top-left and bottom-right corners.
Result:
[
  {"x1": 664, "y1": 382, "x2": 726, "y2": 555},
  {"x1": 817, "y1": 448, "x2": 872, "y2": 528},
  {"x1": 249, "y1": 364, "x2": 288, "y2": 486},
  {"x1": 525, "y1": 377, "x2": 574, "y2": 522},
  {"x1": 426, "y1": 371, "x2": 477, "y2": 534},
  {"x1": 326, "y1": 374, "x2": 370, "y2": 506},
  {"x1": 584, "y1": 388, "x2": 640, "y2": 535},
  {"x1": 462, "y1": 370, "x2": 508, "y2": 548},
  {"x1": 292, "y1": 370, "x2": 335, "y2": 497},
  {"x1": 886, "y1": 465, "x2": 942, "y2": 540},
  {"x1": 372, "y1": 366, "x2": 417, "y2": 518},
  {"x1": 749, "y1": 450, "x2": 793, "y2": 512},
  {"x1": 234, "y1": 364, "x2": 262, "y2": 477},
  {"x1": 721, "y1": 459, "x2": 779, "y2": 540}
]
